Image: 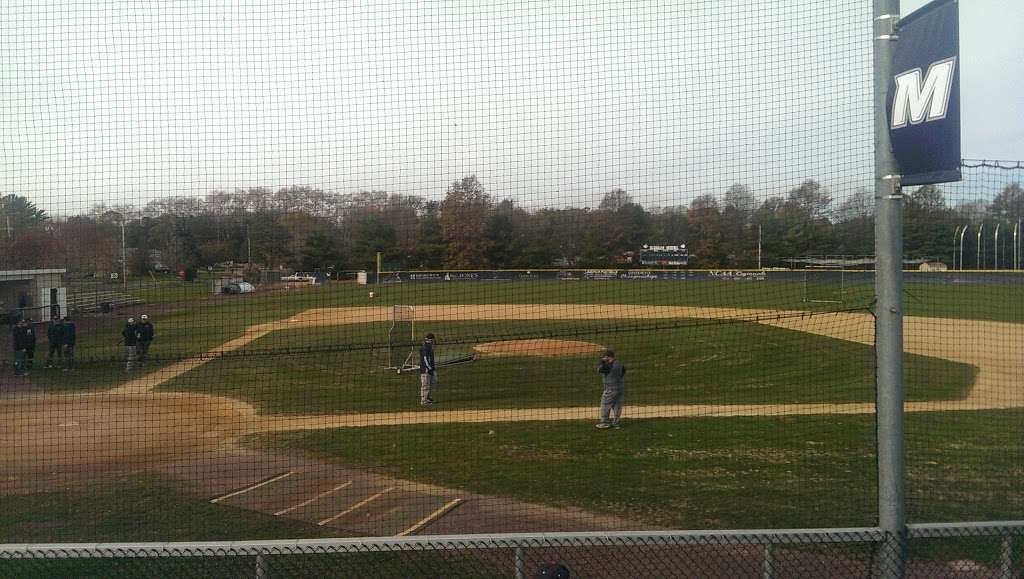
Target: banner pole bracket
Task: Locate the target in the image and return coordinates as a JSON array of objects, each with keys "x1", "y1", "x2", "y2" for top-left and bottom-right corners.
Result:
[{"x1": 874, "y1": 14, "x2": 900, "y2": 41}]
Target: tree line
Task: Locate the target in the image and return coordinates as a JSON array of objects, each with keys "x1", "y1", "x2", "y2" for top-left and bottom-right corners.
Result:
[{"x1": 2, "y1": 178, "x2": 1022, "y2": 275}]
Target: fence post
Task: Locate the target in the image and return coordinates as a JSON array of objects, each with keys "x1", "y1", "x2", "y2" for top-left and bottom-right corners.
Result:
[
  {"x1": 999, "y1": 535, "x2": 1015, "y2": 579},
  {"x1": 514, "y1": 546, "x2": 526, "y2": 579},
  {"x1": 256, "y1": 553, "x2": 269, "y2": 578},
  {"x1": 761, "y1": 543, "x2": 775, "y2": 579},
  {"x1": 873, "y1": 0, "x2": 907, "y2": 578}
]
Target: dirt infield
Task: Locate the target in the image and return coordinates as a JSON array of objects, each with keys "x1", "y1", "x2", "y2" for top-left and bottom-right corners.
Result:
[{"x1": 474, "y1": 338, "x2": 604, "y2": 358}]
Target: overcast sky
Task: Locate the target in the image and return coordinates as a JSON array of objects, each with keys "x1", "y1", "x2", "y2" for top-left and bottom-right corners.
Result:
[{"x1": 1, "y1": 1, "x2": 1020, "y2": 216}]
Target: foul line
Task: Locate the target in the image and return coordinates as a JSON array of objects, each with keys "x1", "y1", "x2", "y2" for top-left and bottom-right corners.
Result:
[
  {"x1": 209, "y1": 471, "x2": 294, "y2": 504},
  {"x1": 395, "y1": 498, "x2": 464, "y2": 537},
  {"x1": 274, "y1": 481, "x2": 353, "y2": 516},
  {"x1": 318, "y1": 487, "x2": 395, "y2": 526}
]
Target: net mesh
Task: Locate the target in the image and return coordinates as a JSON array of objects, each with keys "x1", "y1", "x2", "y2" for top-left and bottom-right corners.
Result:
[
  {"x1": 387, "y1": 305, "x2": 415, "y2": 370},
  {"x1": 1, "y1": 0, "x2": 1022, "y2": 575}
]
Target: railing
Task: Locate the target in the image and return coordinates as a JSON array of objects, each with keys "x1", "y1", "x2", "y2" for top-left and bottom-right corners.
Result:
[{"x1": 2, "y1": 523, "x2": 1021, "y2": 578}]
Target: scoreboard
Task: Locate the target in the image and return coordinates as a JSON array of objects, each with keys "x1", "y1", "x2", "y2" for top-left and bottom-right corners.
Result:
[{"x1": 639, "y1": 244, "x2": 689, "y2": 266}]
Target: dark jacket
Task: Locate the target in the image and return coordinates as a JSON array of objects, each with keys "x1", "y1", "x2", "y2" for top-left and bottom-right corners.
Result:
[
  {"x1": 419, "y1": 341, "x2": 436, "y2": 374},
  {"x1": 122, "y1": 324, "x2": 138, "y2": 346},
  {"x1": 63, "y1": 321, "x2": 77, "y2": 347},
  {"x1": 13, "y1": 324, "x2": 36, "y2": 351},
  {"x1": 137, "y1": 322, "x2": 154, "y2": 343},
  {"x1": 47, "y1": 322, "x2": 65, "y2": 345}
]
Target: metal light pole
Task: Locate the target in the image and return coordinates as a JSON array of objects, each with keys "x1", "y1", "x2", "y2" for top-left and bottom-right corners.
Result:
[
  {"x1": 1015, "y1": 219, "x2": 1020, "y2": 270},
  {"x1": 873, "y1": 1, "x2": 905, "y2": 576},
  {"x1": 952, "y1": 225, "x2": 961, "y2": 270},
  {"x1": 994, "y1": 223, "x2": 1000, "y2": 270},
  {"x1": 977, "y1": 223, "x2": 984, "y2": 269},
  {"x1": 959, "y1": 224, "x2": 968, "y2": 271}
]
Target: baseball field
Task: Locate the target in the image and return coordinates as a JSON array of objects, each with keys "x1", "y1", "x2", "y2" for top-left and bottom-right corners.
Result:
[{"x1": 2, "y1": 278, "x2": 1023, "y2": 563}]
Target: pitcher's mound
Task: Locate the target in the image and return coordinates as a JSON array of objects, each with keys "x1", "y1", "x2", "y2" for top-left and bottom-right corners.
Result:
[{"x1": 474, "y1": 339, "x2": 603, "y2": 358}]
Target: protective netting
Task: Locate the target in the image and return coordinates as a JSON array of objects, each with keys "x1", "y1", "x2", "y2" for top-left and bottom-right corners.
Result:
[{"x1": 1, "y1": 0, "x2": 1022, "y2": 575}]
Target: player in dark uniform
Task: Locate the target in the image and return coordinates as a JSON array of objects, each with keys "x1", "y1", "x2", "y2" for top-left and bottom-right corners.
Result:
[
  {"x1": 123, "y1": 317, "x2": 138, "y2": 371},
  {"x1": 46, "y1": 316, "x2": 65, "y2": 369},
  {"x1": 136, "y1": 314, "x2": 154, "y2": 368},
  {"x1": 596, "y1": 349, "x2": 626, "y2": 429},
  {"x1": 62, "y1": 316, "x2": 77, "y2": 371},
  {"x1": 419, "y1": 333, "x2": 437, "y2": 406}
]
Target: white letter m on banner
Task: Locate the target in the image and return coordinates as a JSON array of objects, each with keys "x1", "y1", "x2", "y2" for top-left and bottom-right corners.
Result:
[{"x1": 891, "y1": 57, "x2": 957, "y2": 129}]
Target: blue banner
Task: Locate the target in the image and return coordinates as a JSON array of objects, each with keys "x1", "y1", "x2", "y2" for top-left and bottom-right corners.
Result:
[{"x1": 887, "y1": 0, "x2": 961, "y2": 186}]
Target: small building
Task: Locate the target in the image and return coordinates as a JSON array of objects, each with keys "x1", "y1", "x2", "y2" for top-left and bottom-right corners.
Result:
[{"x1": 0, "y1": 269, "x2": 67, "y2": 322}]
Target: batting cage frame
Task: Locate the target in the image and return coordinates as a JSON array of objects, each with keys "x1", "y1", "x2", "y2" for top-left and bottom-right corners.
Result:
[{"x1": 385, "y1": 305, "x2": 418, "y2": 373}]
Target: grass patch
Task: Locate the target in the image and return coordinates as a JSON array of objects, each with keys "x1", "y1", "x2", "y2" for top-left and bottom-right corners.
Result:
[
  {"x1": 253, "y1": 409, "x2": 1024, "y2": 530},
  {"x1": 160, "y1": 319, "x2": 974, "y2": 414},
  {"x1": 0, "y1": 475, "x2": 507, "y2": 578},
  {"x1": 0, "y1": 475, "x2": 332, "y2": 543}
]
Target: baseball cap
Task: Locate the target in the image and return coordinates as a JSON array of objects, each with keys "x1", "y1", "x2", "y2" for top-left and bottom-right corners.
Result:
[
  {"x1": 425, "y1": 332, "x2": 435, "y2": 341},
  {"x1": 603, "y1": 349, "x2": 615, "y2": 358}
]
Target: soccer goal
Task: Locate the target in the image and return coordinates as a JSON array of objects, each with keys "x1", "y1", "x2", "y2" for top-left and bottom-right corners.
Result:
[{"x1": 385, "y1": 305, "x2": 419, "y2": 373}]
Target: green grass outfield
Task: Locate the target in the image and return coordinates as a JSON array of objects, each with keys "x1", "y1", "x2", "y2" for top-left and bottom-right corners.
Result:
[
  {"x1": 121, "y1": 276, "x2": 1024, "y2": 323},
  {"x1": 252, "y1": 409, "x2": 1024, "y2": 529},
  {"x1": 18, "y1": 276, "x2": 1021, "y2": 394},
  {"x1": 157, "y1": 319, "x2": 974, "y2": 414}
]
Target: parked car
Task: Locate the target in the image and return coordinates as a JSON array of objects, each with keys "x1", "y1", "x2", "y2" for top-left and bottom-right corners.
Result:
[{"x1": 222, "y1": 281, "x2": 256, "y2": 294}]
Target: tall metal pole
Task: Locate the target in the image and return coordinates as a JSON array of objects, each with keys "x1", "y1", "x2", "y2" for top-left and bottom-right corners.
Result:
[
  {"x1": 1015, "y1": 219, "x2": 1020, "y2": 270},
  {"x1": 994, "y1": 223, "x2": 1000, "y2": 270},
  {"x1": 873, "y1": 2, "x2": 905, "y2": 577},
  {"x1": 977, "y1": 223, "x2": 984, "y2": 269},
  {"x1": 952, "y1": 225, "x2": 960, "y2": 270},
  {"x1": 959, "y1": 225, "x2": 968, "y2": 271}
]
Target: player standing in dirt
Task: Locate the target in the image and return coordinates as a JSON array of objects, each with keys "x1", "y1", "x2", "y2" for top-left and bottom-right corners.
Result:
[
  {"x1": 596, "y1": 349, "x2": 626, "y2": 429},
  {"x1": 419, "y1": 332, "x2": 437, "y2": 406}
]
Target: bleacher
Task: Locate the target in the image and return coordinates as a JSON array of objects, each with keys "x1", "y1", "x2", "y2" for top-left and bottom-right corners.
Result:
[{"x1": 67, "y1": 288, "x2": 143, "y2": 313}]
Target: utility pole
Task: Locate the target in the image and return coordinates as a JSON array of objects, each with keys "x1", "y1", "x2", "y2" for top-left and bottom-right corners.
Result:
[{"x1": 247, "y1": 223, "x2": 252, "y2": 265}]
